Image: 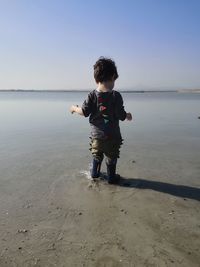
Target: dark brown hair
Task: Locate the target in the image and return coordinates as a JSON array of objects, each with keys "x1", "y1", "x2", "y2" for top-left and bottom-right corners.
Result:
[{"x1": 93, "y1": 57, "x2": 119, "y2": 83}]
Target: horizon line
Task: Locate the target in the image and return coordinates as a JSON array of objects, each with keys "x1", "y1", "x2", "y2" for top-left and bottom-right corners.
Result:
[{"x1": 0, "y1": 88, "x2": 200, "y2": 93}]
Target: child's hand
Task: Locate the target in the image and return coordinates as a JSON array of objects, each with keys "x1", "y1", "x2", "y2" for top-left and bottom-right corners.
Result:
[
  {"x1": 70, "y1": 105, "x2": 84, "y2": 116},
  {"x1": 70, "y1": 105, "x2": 78, "y2": 114},
  {"x1": 126, "y1": 112, "x2": 132, "y2": 121}
]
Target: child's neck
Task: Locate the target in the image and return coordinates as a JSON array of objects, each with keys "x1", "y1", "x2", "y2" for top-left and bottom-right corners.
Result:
[{"x1": 97, "y1": 84, "x2": 112, "y2": 92}]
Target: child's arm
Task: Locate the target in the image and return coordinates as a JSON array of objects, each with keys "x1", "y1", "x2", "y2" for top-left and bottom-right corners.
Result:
[
  {"x1": 70, "y1": 90, "x2": 93, "y2": 116},
  {"x1": 70, "y1": 105, "x2": 84, "y2": 116},
  {"x1": 115, "y1": 97, "x2": 126, "y2": 121},
  {"x1": 71, "y1": 92, "x2": 93, "y2": 117},
  {"x1": 115, "y1": 93, "x2": 133, "y2": 121}
]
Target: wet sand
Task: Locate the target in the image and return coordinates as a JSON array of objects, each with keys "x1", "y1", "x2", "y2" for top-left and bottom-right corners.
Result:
[{"x1": 0, "y1": 165, "x2": 199, "y2": 267}]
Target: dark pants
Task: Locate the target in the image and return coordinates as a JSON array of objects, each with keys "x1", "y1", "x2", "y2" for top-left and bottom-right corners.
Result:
[{"x1": 90, "y1": 138, "x2": 123, "y2": 165}]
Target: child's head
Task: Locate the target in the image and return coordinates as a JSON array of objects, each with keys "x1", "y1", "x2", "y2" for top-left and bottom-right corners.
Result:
[{"x1": 93, "y1": 57, "x2": 119, "y2": 90}]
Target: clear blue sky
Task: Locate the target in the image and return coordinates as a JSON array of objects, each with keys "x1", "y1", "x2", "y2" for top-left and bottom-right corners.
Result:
[{"x1": 0, "y1": 0, "x2": 200, "y2": 90}]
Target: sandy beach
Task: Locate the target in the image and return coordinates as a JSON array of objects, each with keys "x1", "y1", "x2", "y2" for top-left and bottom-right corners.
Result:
[{"x1": 0, "y1": 165, "x2": 199, "y2": 267}]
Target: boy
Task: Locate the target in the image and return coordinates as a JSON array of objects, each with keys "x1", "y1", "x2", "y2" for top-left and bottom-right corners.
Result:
[{"x1": 70, "y1": 57, "x2": 132, "y2": 184}]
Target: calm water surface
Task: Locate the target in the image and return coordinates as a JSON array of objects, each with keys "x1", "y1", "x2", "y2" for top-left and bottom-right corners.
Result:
[{"x1": 0, "y1": 91, "x2": 199, "y2": 188}]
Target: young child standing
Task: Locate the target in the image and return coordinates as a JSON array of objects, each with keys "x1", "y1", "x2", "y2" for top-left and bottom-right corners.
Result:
[{"x1": 70, "y1": 57, "x2": 132, "y2": 184}]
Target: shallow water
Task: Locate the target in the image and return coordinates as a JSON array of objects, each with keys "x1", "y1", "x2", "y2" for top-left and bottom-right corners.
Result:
[{"x1": 0, "y1": 91, "x2": 200, "y2": 189}]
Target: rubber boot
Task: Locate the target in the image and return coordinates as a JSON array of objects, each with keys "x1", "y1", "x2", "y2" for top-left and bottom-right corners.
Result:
[
  {"x1": 91, "y1": 159, "x2": 102, "y2": 178},
  {"x1": 106, "y1": 163, "x2": 119, "y2": 184}
]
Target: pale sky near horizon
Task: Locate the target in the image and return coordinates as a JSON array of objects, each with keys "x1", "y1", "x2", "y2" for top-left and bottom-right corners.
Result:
[{"x1": 0, "y1": 0, "x2": 200, "y2": 90}]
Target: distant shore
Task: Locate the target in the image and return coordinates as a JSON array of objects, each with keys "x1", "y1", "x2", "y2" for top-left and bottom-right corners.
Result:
[{"x1": 0, "y1": 89, "x2": 200, "y2": 93}]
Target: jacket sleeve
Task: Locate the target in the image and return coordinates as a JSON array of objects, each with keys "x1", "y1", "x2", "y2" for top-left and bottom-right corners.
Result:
[
  {"x1": 82, "y1": 92, "x2": 93, "y2": 117},
  {"x1": 115, "y1": 92, "x2": 127, "y2": 121}
]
